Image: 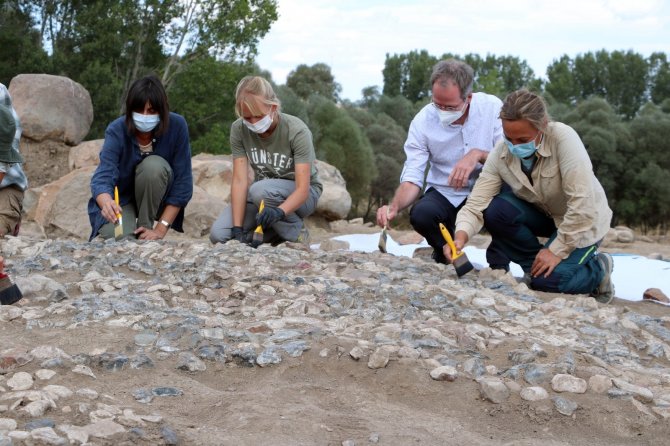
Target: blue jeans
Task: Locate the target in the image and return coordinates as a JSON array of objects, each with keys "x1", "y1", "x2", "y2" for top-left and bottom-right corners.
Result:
[
  {"x1": 210, "y1": 179, "x2": 320, "y2": 244},
  {"x1": 483, "y1": 192, "x2": 604, "y2": 294}
]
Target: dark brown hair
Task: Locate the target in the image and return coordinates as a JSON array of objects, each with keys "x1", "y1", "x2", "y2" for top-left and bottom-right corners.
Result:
[{"x1": 124, "y1": 75, "x2": 170, "y2": 136}]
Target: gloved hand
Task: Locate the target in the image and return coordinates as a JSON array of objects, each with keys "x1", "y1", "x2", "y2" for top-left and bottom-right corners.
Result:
[
  {"x1": 256, "y1": 206, "x2": 285, "y2": 229},
  {"x1": 231, "y1": 226, "x2": 246, "y2": 243}
]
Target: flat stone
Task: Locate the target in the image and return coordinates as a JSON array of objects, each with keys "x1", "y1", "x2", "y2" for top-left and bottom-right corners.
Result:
[
  {"x1": 430, "y1": 366, "x2": 458, "y2": 382},
  {"x1": 553, "y1": 396, "x2": 578, "y2": 416},
  {"x1": 349, "y1": 346, "x2": 365, "y2": 360},
  {"x1": 0, "y1": 418, "x2": 17, "y2": 431},
  {"x1": 35, "y1": 369, "x2": 57, "y2": 380},
  {"x1": 588, "y1": 375, "x2": 612, "y2": 393},
  {"x1": 83, "y1": 419, "x2": 126, "y2": 438},
  {"x1": 611, "y1": 378, "x2": 654, "y2": 403},
  {"x1": 76, "y1": 388, "x2": 99, "y2": 400},
  {"x1": 367, "y1": 348, "x2": 390, "y2": 369},
  {"x1": 479, "y1": 379, "x2": 510, "y2": 403},
  {"x1": 7, "y1": 371, "x2": 33, "y2": 390},
  {"x1": 57, "y1": 425, "x2": 89, "y2": 444},
  {"x1": 551, "y1": 374, "x2": 587, "y2": 393},
  {"x1": 28, "y1": 427, "x2": 66, "y2": 445},
  {"x1": 72, "y1": 364, "x2": 96, "y2": 378},
  {"x1": 520, "y1": 386, "x2": 549, "y2": 401}
]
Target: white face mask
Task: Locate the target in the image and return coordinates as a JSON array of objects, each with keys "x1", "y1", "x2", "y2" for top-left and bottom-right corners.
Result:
[
  {"x1": 438, "y1": 109, "x2": 465, "y2": 126},
  {"x1": 243, "y1": 114, "x2": 273, "y2": 134},
  {"x1": 133, "y1": 112, "x2": 160, "y2": 133}
]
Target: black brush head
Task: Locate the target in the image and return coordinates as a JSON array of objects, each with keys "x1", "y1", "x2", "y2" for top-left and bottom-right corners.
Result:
[
  {"x1": 453, "y1": 254, "x2": 474, "y2": 277},
  {"x1": 0, "y1": 281, "x2": 22, "y2": 305},
  {"x1": 250, "y1": 230, "x2": 263, "y2": 249}
]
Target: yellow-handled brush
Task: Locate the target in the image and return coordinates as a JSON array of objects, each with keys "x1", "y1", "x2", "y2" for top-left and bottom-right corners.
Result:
[
  {"x1": 114, "y1": 186, "x2": 123, "y2": 240},
  {"x1": 439, "y1": 223, "x2": 473, "y2": 277},
  {"x1": 250, "y1": 200, "x2": 264, "y2": 248}
]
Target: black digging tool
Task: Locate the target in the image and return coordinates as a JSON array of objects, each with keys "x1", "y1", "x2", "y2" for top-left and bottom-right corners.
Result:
[
  {"x1": 250, "y1": 199, "x2": 265, "y2": 249},
  {"x1": 439, "y1": 223, "x2": 474, "y2": 277},
  {"x1": 0, "y1": 272, "x2": 22, "y2": 305}
]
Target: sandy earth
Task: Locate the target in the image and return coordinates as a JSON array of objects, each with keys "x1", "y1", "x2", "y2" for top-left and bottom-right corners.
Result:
[{"x1": 2, "y1": 223, "x2": 670, "y2": 446}]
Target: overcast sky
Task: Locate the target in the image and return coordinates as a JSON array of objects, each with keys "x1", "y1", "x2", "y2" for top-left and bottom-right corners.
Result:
[{"x1": 255, "y1": 0, "x2": 670, "y2": 101}]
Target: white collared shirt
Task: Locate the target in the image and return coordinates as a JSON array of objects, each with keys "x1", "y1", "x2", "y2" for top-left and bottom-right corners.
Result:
[{"x1": 400, "y1": 92, "x2": 503, "y2": 206}]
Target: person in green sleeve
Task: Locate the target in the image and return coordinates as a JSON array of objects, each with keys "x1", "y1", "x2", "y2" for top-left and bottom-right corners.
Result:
[{"x1": 210, "y1": 76, "x2": 322, "y2": 246}]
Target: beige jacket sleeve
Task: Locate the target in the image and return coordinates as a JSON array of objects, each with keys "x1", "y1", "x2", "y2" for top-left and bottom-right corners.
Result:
[
  {"x1": 455, "y1": 145, "x2": 504, "y2": 240},
  {"x1": 545, "y1": 126, "x2": 605, "y2": 258}
]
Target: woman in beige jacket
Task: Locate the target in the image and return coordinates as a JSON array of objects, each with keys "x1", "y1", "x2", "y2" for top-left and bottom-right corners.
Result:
[{"x1": 446, "y1": 89, "x2": 615, "y2": 303}]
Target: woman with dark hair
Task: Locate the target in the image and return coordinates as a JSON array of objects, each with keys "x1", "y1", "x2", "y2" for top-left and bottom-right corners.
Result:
[
  {"x1": 447, "y1": 89, "x2": 615, "y2": 303},
  {"x1": 88, "y1": 74, "x2": 193, "y2": 241}
]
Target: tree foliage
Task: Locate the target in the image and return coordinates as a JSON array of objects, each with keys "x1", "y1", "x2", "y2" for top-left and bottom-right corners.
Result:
[
  {"x1": 286, "y1": 63, "x2": 342, "y2": 102},
  {"x1": 6, "y1": 0, "x2": 278, "y2": 138}
]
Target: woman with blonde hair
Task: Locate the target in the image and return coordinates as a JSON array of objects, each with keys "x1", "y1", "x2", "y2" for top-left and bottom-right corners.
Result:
[
  {"x1": 446, "y1": 89, "x2": 615, "y2": 303},
  {"x1": 209, "y1": 76, "x2": 322, "y2": 245}
]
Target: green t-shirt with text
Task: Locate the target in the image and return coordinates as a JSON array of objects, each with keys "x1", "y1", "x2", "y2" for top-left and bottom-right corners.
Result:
[{"x1": 230, "y1": 113, "x2": 322, "y2": 194}]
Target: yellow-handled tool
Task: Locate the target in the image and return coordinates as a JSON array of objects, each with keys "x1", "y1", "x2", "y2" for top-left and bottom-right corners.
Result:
[
  {"x1": 114, "y1": 186, "x2": 123, "y2": 240},
  {"x1": 250, "y1": 200, "x2": 265, "y2": 248},
  {"x1": 439, "y1": 223, "x2": 473, "y2": 277}
]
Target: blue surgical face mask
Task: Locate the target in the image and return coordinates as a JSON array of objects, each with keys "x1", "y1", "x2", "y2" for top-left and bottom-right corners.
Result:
[
  {"x1": 133, "y1": 112, "x2": 160, "y2": 133},
  {"x1": 504, "y1": 132, "x2": 542, "y2": 161}
]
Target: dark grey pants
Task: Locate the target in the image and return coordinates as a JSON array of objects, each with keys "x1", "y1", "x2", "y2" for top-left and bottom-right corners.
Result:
[
  {"x1": 98, "y1": 155, "x2": 173, "y2": 239},
  {"x1": 210, "y1": 178, "x2": 320, "y2": 244}
]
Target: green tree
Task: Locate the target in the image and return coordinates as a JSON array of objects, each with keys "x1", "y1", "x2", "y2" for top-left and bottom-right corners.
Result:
[
  {"x1": 382, "y1": 50, "x2": 437, "y2": 102},
  {"x1": 545, "y1": 55, "x2": 578, "y2": 104},
  {"x1": 19, "y1": 0, "x2": 278, "y2": 139},
  {"x1": 169, "y1": 56, "x2": 256, "y2": 155},
  {"x1": 463, "y1": 53, "x2": 541, "y2": 97},
  {"x1": 0, "y1": 0, "x2": 50, "y2": 85},
  {"x1": 286, "y1": 63, "x2": 341, "y2": 102},
  {"x1": 649, "y1": 52, "x2": 670, "y2": 104},
  {"x1": 561, "y1": 97, "x2": 633, "y2": 220},
  {"x1": 373, "y1": 94, "x2": 415, "y2": 130},
  {"x1": 545, "y1": 50, "x2": 649, "y2": 118},
  {"x1": 275, "y1": 85, "x2": 309, "y2": 124},
  {"x1": 308, "y1": 95, "x2": 376, "y2": 209}
]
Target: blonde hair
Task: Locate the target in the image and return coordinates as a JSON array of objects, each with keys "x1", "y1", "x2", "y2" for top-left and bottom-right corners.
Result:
[
  {"x1": 500, "y1": 89, "x2": 550, "y2": 130},
  {"x1": 234, "y1": 76, "x2": 281, "y2": 118}
]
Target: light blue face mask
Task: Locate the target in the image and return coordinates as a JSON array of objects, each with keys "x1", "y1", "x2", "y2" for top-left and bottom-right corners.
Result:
[
  {"x1": 504, "y1": 132, "x2": 542, "y2": 169},
  {"x1": 133, "y1": 112, "x2": 160, "y2": 133}
]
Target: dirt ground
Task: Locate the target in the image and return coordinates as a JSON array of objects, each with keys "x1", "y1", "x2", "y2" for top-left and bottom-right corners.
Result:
[{"x1": 4, "y1": 223, "x2": 670, "y2": 445}]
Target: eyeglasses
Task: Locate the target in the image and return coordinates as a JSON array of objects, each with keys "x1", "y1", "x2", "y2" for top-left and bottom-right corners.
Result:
[{"x1": 431, "y1": 99, "x2": 467, "y2": 112}]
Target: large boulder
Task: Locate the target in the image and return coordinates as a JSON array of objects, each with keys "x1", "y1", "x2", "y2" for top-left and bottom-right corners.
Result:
[
  {"x1": 314, "y1": 160, "x2": 351, "y2": 220},
  {"x1": 9, "y1": 74, "x2": 93, "y2": 145},
  {"x1": 191, "y1": 154, "x2": 237, "y2": 201},
  {"x1": 69, "y1": 139, "x2": 103, "y2": 170},
  {"x1": 19, "y1": 138, "x2": 73, "y2": 188},
  {"x1": 190, "y1": 154, "x2": 350, "y2": 220},
  {"x1": 182, "y1": 185, "x2": 226, "y2": 238},
  {"x1": 32, "y1": 166, "x2": 95, "y2": 239}
]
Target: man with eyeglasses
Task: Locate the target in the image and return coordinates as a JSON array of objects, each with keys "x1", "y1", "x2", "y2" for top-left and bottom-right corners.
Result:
[{"x1": 377, "y1": 58, "x2": 503, "y2": 264}]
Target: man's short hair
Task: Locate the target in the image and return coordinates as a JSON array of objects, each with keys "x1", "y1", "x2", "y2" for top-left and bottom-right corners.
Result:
[{"x1": 430, "y1": 59, "x2": 474, "y2": 100}]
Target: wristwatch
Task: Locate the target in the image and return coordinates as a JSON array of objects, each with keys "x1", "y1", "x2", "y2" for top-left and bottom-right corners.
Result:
[{"x1": 159, "y1": 219, "x2": 171, "y2": 229}]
